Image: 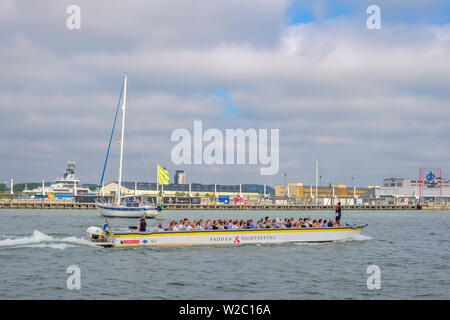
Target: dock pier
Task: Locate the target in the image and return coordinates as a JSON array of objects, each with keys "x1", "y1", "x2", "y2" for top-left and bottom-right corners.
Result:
[
  {"x1": 0, "y1": 200, "x2": 97, "y2": 209},
  {"x1": 0, "y1": 200, "x2": 424, "y2": 210}
]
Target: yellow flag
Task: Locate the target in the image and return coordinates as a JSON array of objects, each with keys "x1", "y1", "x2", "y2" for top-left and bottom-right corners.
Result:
[{"x1": 158, "y1": 165, "x2": 170, "y2": 185}]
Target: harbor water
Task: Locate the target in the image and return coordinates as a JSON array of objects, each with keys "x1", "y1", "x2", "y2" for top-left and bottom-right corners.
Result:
[{"x1": 0, "y1": 209, "x2": 448, "y2": 299}]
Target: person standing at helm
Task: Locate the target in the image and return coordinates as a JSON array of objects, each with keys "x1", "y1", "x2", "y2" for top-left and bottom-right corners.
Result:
[
  {"x1": 335, "y1": 202, "x2": 342, "y2": 225},
  {"x1": 139, "y1": 214, "x2": 147, "y2": 232}
]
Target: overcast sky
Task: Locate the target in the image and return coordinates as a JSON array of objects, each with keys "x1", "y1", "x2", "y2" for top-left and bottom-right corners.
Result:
[{"x1": 0, "y1": 0, "x2": 449, "y2": 187}]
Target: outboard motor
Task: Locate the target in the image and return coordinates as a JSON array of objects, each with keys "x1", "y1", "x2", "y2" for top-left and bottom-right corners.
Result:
[{"x1": 86, "y1": 226, "x2": 105, "y2": 242}]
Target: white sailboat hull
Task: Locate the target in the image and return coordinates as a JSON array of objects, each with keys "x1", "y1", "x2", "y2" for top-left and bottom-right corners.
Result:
[{"x1": 97, "y1": 204, "x2": 160, "y2": 218}]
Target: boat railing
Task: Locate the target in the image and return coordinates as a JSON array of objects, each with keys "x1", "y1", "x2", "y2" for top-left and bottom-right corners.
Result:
[{"x1": 108, "y1": 224, "x2": 366, "y2": 235}]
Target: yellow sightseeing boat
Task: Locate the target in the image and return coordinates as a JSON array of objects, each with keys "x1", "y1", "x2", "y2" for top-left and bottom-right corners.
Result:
[{"x1": 86, "y1": 224, "x2": 367, "y2": 248}]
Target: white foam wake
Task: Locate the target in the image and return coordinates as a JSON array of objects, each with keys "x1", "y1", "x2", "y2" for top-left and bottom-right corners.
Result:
[
  {"x1": 0, "y1": 230, "x2": 97, "y2": 249},
  {"x1": 350, "y1": 233, "x2": 372, "y2": 241}
]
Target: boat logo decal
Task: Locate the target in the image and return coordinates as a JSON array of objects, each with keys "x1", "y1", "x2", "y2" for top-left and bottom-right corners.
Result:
[
  {"x1": 234, "y1": 236, "x2": 240, "y2": 244},
  {"x1": 123, "y1": 240, "x2": 140, "y2": 244}
]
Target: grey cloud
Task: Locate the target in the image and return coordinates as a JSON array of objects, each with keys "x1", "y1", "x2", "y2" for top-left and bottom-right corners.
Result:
[{"x1": 0, "y1": 2, "x2": 449, "y2": 187}]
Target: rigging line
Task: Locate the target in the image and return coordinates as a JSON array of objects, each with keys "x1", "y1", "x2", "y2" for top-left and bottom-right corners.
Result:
[
  {"x1": 98, "y1": 84, "x2": 124, "y2": 195},
  {"x1": 127, "y1": 82, "x2": 147, "y2": 183}
]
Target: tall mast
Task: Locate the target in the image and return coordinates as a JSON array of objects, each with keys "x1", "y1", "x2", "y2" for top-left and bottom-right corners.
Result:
[
  {"x1": 315, "y1": 160, "x2": 318, "y2": 205},
  {"x1": 117, "y1": 73, "x2": 128, "y2": 204}
]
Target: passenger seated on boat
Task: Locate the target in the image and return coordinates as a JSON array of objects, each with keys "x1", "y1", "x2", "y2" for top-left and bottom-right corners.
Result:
[
  {"x1": 333, "y1": 221, "x2": 340, "y2": 227},
  {"x1": 306, "y1": 217, "x2": 313, "y2": 227},
  {"x1": 314, "y1": 220, "x2": 322, "y2": 227},
  {"x1": 257, "y1": 220, "x2": 264, "y2": 229},
  {"x1": 275, "y1": 221, "x2": 286, "y2": 229},
  {"x1": 327, "y1": 219, "x2": 334, "y2": 227},
  {"x1": 285, "y1": 218, "x2": 292, "y2": 228},
  {"x1": 172, "y1": 222, "x2": 180, "y2": 232},
  {"x1": 205, "y1": 219, "x2": 212, "y2": 230},
  {"x1": 249, "y1": 219, "x2": 256, "y2": 229},
  {"x1": 155, "y1": 223, "x2": 164, "y2": 231},
  {"x1": 301, "y1": 219, "x2": 307, "y2": 227}
]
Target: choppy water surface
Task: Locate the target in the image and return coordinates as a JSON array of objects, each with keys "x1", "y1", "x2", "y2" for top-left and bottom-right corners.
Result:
[{"x1": 0, "y1": 209, "x2": 448, "y2": 299}]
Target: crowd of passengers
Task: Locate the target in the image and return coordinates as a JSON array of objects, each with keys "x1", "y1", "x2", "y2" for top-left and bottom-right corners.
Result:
[{"x1": 149, "y1": 217, "x2": 342, "y2": 232}]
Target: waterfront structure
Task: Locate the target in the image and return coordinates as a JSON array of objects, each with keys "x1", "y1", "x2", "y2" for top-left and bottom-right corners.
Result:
[
  {"x1": 174, "y1": 170, "x2": 186, "y2": 184},
  {"x1": 99, "y1": 182, "x2": 260, "y2": 203},
  {"x1": 363, "y1": 186, "x2": 450, "y2": 204},
  {"x1": 379, "y1": 174, "x2": 449, "y2": 204},
  {"x1": 24, "y1": 161, "x2": 90, "y2": 200},
  {"x1": 383, "y1": 177, "x2": 450, "y2": 188},
  {"x1": 275, "y1": 182, "x2": 367, "y2": 205}
]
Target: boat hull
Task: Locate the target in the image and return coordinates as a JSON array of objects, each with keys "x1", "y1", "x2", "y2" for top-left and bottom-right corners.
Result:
[
  {"x1": 90, "y1": 225, "x2": 367, "y2": 247},
  {"x1": 97, "y1": 204, "x2": 160, "y2": 218}
]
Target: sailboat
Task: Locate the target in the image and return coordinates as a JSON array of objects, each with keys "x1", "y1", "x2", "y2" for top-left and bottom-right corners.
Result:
[{"x1": 96, "y1": 74, "x2": 162, "y2": 218}]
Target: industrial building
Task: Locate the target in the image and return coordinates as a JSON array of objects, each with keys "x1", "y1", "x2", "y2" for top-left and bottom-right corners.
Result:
[
  {"x1": 383, "y1": 178, "x2": 450, "y2": 188},
  {"x1": 275, "y1": 182, "x2": 368, "y2": 205},
  {"x1": 174, "y1": 170, "x2": 186, "y2": 184},
  {"x1": 364, "y1": 177, "x2": 450, "y2": 204},
  {"x1": 99, "y1": 182, "x2": 260, "y2": 204}
]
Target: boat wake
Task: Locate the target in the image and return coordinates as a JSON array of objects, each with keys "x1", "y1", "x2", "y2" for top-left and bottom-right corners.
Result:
[
  {"x1": 0, "y1": 230, "x2": 99, "y2": 249},
  {"x1": 349, "y1": 233, "x2": 372, "y2": 241},
  {"x1": 290, "y1": 233, "x2": 372, "y2": 246}
]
